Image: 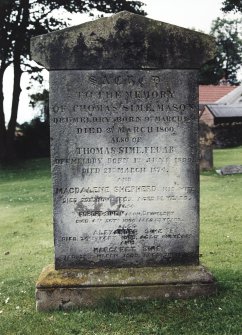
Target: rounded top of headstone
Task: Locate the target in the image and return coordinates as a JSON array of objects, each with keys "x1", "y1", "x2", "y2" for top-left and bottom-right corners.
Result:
[{"x1": 31, "y1": 11, "x2": 216, "y2": 70}]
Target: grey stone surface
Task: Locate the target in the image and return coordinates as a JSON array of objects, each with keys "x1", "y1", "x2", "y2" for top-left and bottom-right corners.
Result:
[
  {"x1": 31, "y1": 11, "x2": 215, "y2": 70},
  {"x1": 36, "y1": 284, "x2": 217, "y2": 311},
  {"x1": 200, "y1": 145, "x2": 213, "y2": 171},
  {"x1": 31, "y1": 11, "x2": 217, "y2": 309},
  {"x1": 36, "y1": 264, "x2": 215, "y2": 288},
  {"x1": 35, "y1": 264, "x2": 217, "y2": 311},
  {"x1": 220, "y1": 165, "x2": 242, "y2": 175},
  {"x1": 50, "y1": 69, "x2": 199, "y2": 269},
  {"x1": 199, "y1": 121, "x2": 214, "y2": 171}
]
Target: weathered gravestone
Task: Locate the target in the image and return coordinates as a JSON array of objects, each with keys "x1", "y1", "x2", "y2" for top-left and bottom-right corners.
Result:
[
  {"x1": 31, "y1": 11, "x2": 217, "y2": 311},
  {"x1": 219, "y1": 165, "x2": 242, "y2": 175},
  {"x1": 199, "y1": 121, "x2": 214, "y2": 171}
]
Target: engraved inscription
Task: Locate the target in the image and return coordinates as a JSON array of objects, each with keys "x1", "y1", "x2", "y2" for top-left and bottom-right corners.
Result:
[{"x1": 50, "y1": 69, "x2": 199, "y2": 268}]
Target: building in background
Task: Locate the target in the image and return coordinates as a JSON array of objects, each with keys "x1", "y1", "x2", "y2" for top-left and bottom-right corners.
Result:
[
  {"x1": 199, "y1": 85, "x2": 242, "y2": 126},
  {"x1": 199, "y1": 84, "x2": 242, "y2": 148}
]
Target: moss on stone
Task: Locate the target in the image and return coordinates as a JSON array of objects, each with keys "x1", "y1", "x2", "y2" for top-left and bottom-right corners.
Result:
[
  {"x1": 31, "y1": 11, "x2": 216, "y2": 70},
  {"x1": 36, "y1": 264, "x2": 215, "y2": 289}
]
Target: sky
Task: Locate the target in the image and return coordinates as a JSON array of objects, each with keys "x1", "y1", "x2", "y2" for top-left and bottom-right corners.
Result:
[
  {"x1": 4, "y1": 0, "x2": 228, "y2": 124},
  {"x1": 134, "y1": 0, "x2": 224, "y2": 33}
]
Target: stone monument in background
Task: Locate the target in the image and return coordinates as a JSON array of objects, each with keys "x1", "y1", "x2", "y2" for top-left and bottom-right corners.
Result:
[
  {"x1": 199, "y1": 121, "x2": 214, "y2": 171},
  {"x1": 31, "y1": 11, "x2": 217, "y2": 311}
]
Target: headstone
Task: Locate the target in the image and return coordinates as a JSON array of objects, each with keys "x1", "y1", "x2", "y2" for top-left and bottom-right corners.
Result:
[
  {"x1": 219, "y1": 165, "x2": 242, "y2": 175},
  {"x1": 31, "y1": 11, "x2": 217, "y2": 311},
  {"x1": 50, "y1": 69, "x2": 200, "y2": 269},
  {"x1": 199, "y1": 121, "x2": 214, "y2": 171}
]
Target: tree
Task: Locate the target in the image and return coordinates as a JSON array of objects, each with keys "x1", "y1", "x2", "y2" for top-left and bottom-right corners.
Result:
[
  {"x1": 222, "y1": 0, "x2": 242, "y2": 12},
  {"x1": 199, "y1": 57, "x2": 225, "y2": 85},
  {"x1": 199, "y1": 18, "x2": 242, "y2": 85},
  {"x1": 0, "y1": 0, "x2": 145, "y2": 163},
  {"x1": 30, "y1": 89, "x2": 49, "y2": 123}
]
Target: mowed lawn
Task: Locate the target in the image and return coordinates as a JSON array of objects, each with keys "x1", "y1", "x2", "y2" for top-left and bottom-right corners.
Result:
[{"x1": 0, "y1": 148, "x2": 241, "y2": 335}]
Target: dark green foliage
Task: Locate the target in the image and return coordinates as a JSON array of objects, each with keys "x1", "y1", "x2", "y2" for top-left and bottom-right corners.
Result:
[
  {"x1": 15, "y1": 117, "x2": 50, "y2": 158},
  {"x1": 222, "y1": 0, "x2": 242, "y2": 12},
  {"x1": 30, "y1": 89, "x2": 49, "y2": 123},
  {"x1": 199, "y1": 58, "x2": 225, "y2": 85},
  {"x1": 199, "y1": 18, "x2": 242, "y2": 85},
  {"x1": 14, "y1": 89, "x2": 50, "y2": 159},
  {"x1": 213, "y1": 123, "x2": 242, "y2": 148}
]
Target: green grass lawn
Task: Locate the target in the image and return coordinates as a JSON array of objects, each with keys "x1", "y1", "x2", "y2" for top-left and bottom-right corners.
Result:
[{"x1": 0, "y1": 148, "x2": 242, "y2": 335}]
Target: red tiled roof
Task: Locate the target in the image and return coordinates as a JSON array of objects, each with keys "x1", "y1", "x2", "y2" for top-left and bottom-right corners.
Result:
[{"x1": 199, "y1": 85, "x2": 237, "y2": 104}]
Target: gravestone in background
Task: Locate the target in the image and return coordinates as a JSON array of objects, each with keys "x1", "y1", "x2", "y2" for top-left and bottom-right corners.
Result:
[
  {"x1": 220, "y1": 165, "x2": 242, "y2": 175},
  {"x1": 199, "y1": 121, "x2": 214, "y2": 171},
  {"x1": 31, "y1": 11, "x2": 217, "y2": 311}
]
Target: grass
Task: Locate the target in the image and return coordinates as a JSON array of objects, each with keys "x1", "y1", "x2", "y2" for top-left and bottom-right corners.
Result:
[{"x1": 0, "y1": 148, "x2": 242, "y2": 335}]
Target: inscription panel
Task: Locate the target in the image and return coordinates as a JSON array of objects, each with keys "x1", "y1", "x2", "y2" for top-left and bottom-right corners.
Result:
[{"x1": 50, "y1": 70, "x2": 199, "y2": 269}]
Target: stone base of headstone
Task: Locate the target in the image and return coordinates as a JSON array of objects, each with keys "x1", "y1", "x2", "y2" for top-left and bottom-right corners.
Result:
[{"x1": 35, "y1": 264, "x2": 216, "y2": 311}]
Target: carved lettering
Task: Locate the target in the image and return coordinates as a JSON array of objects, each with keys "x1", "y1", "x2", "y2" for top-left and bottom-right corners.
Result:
[{"x1": 50, "y1": 69, "x2": 198, "y2": 268}]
